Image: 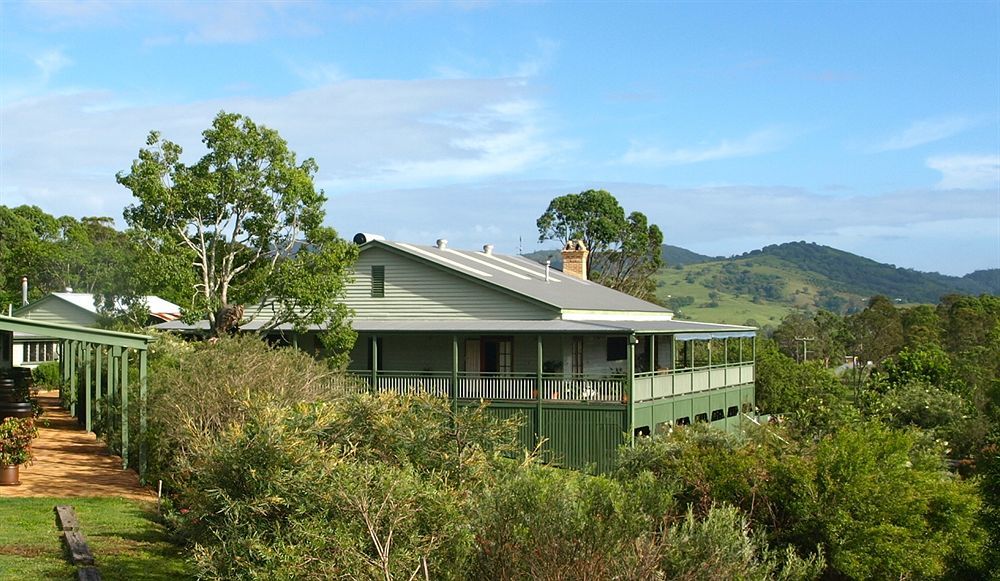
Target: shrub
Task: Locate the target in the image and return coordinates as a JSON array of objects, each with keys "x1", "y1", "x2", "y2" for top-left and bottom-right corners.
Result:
[
  {"x1": 0, "y1": 417, "x2": 38, "y2": 466},
  {"x1": 143, "y1": 335, "x2": 351, "y2": 490},
  {"x1": 173, "y1": 400, "x2": 474, "y2": 580},
  {"x1": 614, "y1": 422, "x2": 985, "y2": 579},
  {"x1": 469, "y1": 464, "x2": 658, "y2": 579},
  {"x1": 32, "y1": 361, "x2": 61, "y2": 388}
]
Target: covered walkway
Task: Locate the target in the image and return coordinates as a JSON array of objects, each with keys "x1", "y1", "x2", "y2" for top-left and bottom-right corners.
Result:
[
  {"x1": 1, "y1": 314, "x2": 154, "y2": 484},
  {"x1": 0, "y1": 391, "x2": 153, "y2": 501}
]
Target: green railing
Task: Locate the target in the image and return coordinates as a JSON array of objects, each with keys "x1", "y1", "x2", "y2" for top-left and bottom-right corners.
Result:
[
  {"x1": 349, "y1": 370, "x2": 626, "y2": 404},
  {"x1": 632, "y1": 364, "x2": 754, "y2": 403}
]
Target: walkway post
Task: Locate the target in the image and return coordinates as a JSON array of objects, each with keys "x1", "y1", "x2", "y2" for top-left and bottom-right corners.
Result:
[
  {"x1": 69, "y1": 341, "x2": 77, "y2": 418},
  {"x1": 626, "y1": 334, "x2": 636, "y2": 444},
  {"x1": 451, "y1": 336, "x2": 459, "y2": 419},
  {"x1": 84, "y1": 342, "x2": 92, "y2": 432},
  {"x1": 139, "y1": 348, "x2": 147, "y2": 481},
  {"x1": 120, "y1": 348, "x2": 129, "y2": 470},
  {"x1": 95, "y1": 346, "x2": 102, "y2": 405},
  {"x1": 535, "y1": 334, "x2": 543, "y2": 449}
]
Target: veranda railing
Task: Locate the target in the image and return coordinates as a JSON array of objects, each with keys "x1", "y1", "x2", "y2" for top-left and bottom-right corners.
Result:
[{"x1": 349, "y1": 370, "x2": 626, "y2": 404}]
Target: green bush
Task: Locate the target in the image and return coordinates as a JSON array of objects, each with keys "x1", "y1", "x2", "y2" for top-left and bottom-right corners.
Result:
[
  {"x1": 614, "y1": 422, "x2": 984, "y2": 579},
  {"x1": 143, "y1": 335, "x2": 351, "y2": 490},
  {"x1": 31, "y1": 361, "x2": 60, "y2": 388},
  {"x1": 173, "y1": 400, "x2": 474, "y2": 579}
]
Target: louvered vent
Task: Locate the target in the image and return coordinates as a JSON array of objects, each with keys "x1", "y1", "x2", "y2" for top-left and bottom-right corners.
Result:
[{"x1": 371, "y1": 265, "x2": 385, "y2": 298}]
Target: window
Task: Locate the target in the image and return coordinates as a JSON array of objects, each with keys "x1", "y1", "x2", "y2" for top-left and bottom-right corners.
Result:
[
  {"x1": 655, "y1": 421, "x2": 672, "y2": 434},
  {"x1": 606, "y1": 337, "x2": 627, "y2": 361},
  {"x1": 21, "y1": 341, "x2": 56, "y2": 363},
  {"x1": 634, "y1": 425, "x2": 650, "y2": 438},
  {"x1": 741, "y1": 402, "x2": 752, "y2": 413},
  {"x1": 727, "y1": 406, "x2": 739, "y2": 418},
  {"x1": 694, "y1": 413, "x2": 708, "y2": 423},
  {"x1": 370, "y1": 265, "x2": 385, "y2": 298},
  {"x1": 675, "y1": 416, "x2": 690, "y2": 426},
  {"x1": 711, "y1": 409, "x2": 724, "y2": 422}
]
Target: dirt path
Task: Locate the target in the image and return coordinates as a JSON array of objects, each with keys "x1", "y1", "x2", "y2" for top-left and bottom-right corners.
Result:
[{"x1": 1, "y1": 391, "x2": 155, "y2": 501}]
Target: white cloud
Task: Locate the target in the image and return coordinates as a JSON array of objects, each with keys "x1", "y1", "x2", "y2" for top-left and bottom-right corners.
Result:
[
  {"x1": 0, "y1": 78, "x2": 558, "y2": 220},
  {"x1": 33, "y1": 49, "x2": 72, "y2": 82},
  {"x1": 873, "y1": 116, "x2": 975, "y2": 152},
  {"x1": 926, "y1": 154, "x2": 1000, "y2": 189},
  {"x1": 620, "y1": 128, "x2": 791, "y2": 166}
]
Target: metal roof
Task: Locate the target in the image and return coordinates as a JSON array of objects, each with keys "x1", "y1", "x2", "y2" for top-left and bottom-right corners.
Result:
[
  {"x1": 157, "y1": 317, "x2": 754, "y2": 336},
  {"x1": 15, "y1": 292, "x2": 182, "y2": 321},
  {"x1": 1, "y1": 315, "x2": 154, "y2": 349},
  {"x1": 368, "y1": 240, "x2": 673, "y2": 314}
]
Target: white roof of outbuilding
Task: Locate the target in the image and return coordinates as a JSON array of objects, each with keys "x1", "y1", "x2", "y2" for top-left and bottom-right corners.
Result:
[{"x1": 41, "y1": 293, "x2": 182, "y2": 321}]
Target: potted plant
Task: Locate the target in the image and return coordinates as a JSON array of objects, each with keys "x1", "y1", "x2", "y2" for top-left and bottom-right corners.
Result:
[{"x1": 0, "y1": 417, "x2": 37, "y2": 486}]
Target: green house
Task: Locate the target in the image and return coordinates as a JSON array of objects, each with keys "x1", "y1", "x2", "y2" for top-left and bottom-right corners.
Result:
[{"x1": 161, "y1": 235, "x2": 755, "y2": 472}]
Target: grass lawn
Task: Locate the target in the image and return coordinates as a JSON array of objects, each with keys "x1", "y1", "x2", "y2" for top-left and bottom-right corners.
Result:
[{"x1": 0, "y1": 496, "x2": 193, "y2": 580}]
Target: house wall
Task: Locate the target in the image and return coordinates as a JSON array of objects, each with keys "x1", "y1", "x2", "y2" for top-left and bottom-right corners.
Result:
[
  {"x1": 350, "y1": 333, "x2": 578, "y2": 374},
  {"x1": 346, "y1": 247, "x2": 556, "y2": 320}
]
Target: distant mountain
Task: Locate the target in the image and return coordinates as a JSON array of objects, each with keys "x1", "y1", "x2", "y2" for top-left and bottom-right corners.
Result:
[
  {"x1": 524, "y1": 241, "x2": 997, "y2": 326},
  {"x1": 742, "y1": 242, "x2": 994, "y2": 303},
  {"x1": 522, "y1": 249, "x2": 563, "y2": 270},
  {"x1": 657, "y1": 241, "x2": 998, "y2": 325},
  {"x1": 662, "y1": 244, "x2": 720, "y2": 267},
  {"x1": 963, "y1": 269, "x2": 1000, "y2": 294}
]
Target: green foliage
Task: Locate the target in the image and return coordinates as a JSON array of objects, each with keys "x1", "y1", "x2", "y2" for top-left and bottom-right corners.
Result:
[
  {"x1": 0, "y1": 417, "x2": 37, "y2": 466},
  {"x1": 469, "y1": 465, "x2": 655, "y2": 579},
  {"x1": 614, "y1": 422, "x2": 984, "y2": 579},
  {"x1": 171, "y1": 402, "x2": 473, "y2": 580},
  {"x1": 30, "y1": 361, "x2": 60, "y2": 388},
  {"x1": 981, "y1": 438, "x2": 1000, "y2": 577},
  {"x1": 117, "y1": 111, "x2": 358, "y2": 336},
  {"x1": 536, "y1": 189, "x2": 663, "y2": 300},
  {"x1": 141, "y1": 335, "x2": 347, "y2": 490},
  {"x1": 658, "y1": 506, "x2": 824, "y2": 581},
  {"x1": 753, "y1": 339, "x2": 843, "y2": 416}
]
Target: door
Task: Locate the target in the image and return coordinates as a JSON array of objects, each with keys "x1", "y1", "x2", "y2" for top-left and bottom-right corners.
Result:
[
  {"x1": 481, "y1": 336, "x2": 513, "y2": 374},
  {"x1": 465, "y1": 339, "x2": 481, "y2": 375}
]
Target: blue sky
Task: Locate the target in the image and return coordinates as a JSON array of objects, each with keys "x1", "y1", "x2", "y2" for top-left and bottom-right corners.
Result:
[{"x1": 1, "y1": 1, "x2": 998, "y2": 276}]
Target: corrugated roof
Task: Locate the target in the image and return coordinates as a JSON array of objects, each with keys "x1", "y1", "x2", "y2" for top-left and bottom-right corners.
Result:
[
  {"x1": 156, "y1": 318, "x2": 754, "y2": 335},
  {"x1": 369, "y1": 240, "x2": 673, "y2": 315},
  {"x1": 46, "y1": 293, "x2": 182, "y2": 320}
]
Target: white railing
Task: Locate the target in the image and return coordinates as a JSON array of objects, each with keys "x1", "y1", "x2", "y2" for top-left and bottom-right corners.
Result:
[
  {"x1": 458, "y1": 373, "x2": 535, "y2": 400},
  {"x1": 541, "y1": 376, "x2": 623, "y2": 402}
]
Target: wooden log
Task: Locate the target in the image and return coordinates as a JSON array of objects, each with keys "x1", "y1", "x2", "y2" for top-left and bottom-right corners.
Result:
[
  {"x1": 54, "y1": 505, "x2": 81, "y2": 531},
  {"x1": 63, "y1": 531, "x2": 96, "y2": 566},
  {"x1": 77, "y1": 566, "x2": 102, "y2": 581}
]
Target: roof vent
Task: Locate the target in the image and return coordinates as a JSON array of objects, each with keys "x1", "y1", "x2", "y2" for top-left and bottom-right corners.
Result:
[
  {"x1": 353, "y1": 232, "x2": 385, "y2": 245},
  {"x1": 436, "y1": 239, "x2": 448, "y2": 249},
  {"x1": 483, "y1": 244, "x2": 494, "y2": 255}
]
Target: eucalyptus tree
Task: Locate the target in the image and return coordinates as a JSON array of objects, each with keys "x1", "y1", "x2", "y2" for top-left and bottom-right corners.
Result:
[
  {"x1": 536, "y1": 189, "x2": 663, "y2": 301},
  {"x1": 117, "y1": 111, "x2": 357, "y2": 352}
]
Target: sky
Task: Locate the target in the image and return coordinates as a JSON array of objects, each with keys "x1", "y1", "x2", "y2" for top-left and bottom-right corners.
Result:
[{"x1": 1, "y1": 1, "x2": 998, "y2": 276}]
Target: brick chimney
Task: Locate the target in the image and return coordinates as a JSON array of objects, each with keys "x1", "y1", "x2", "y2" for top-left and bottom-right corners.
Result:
[{"x1": 561, "y1": 240, "x2": 589, "y2": 280}]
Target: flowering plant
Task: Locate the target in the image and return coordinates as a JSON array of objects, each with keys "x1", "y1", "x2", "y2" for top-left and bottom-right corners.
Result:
[{"x1": 0, "y1": 417, "x2": 37, "y2": 466}]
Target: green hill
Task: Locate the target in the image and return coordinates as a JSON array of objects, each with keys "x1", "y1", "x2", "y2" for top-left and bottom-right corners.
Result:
[
  {"x1": 525, "y1": 241, "x2": 997, "y2": 327},
  {"x1": 657, "y1": 242, "x2": 997, "y2": 325},
  {"x1": 662, "y1": 244, "x2": 720, "y2": 267}
]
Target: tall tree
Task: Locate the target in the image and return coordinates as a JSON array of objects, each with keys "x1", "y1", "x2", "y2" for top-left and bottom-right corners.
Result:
[
  {"x1": 117, "y1": 111, "x2": 358, "y2": 348},
  {"x1": 536, "y1": 189, "x2": 663, "y2": 301}
]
